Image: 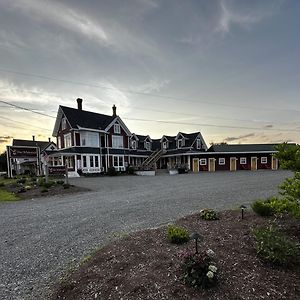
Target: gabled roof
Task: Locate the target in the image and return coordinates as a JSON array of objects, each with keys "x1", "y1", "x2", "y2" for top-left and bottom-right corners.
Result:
[
  {"x1": 208, "y1": 143, "x2": 286, "y2": 153},
  {"x1": 160, "y1": 135, "x2": 176, "y2": 142},
  {"x1": 61, "y1": 106, "x2": 115, "y2": 130},
  {"x1": 152, "y1": 139, "x2": 161, "y2": 150},
  {"x1": 135, "y1": 134, "x2": 152, "y2": 142},
  {"x1": 13, "y1": 139, "x2": 53, "y2": 151}
]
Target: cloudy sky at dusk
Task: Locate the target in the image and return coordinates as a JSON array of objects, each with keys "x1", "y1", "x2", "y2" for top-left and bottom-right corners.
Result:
[{"x1": 0, "y1": 0, "x2": 299, "y2": 153}]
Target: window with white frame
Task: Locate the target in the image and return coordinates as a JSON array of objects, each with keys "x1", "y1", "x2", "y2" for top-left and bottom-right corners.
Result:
[
  {"x1": 178, "y1": 139, "x2": 183, "y2": 148},
  {"x1": 65, "y1": 157, "x2": 73, "y2": 168},
  {"x1": 131, "y1": 140, "x2": 137, "y2": 149},
  {"x1": 64, "y1": 133, "x2": 72, "y2": 148},
  {"x1": 145, "y1": 141, "x2": 151, "y2": 150},
  {"x1": 83, "y1": 156, "x2": 87, "y2": 168},
  {"x1": 62, "y1": 117, "x2": 67, "y2": 130},
  {"x1": 261, "y1": 157, "x2": 268, "y2": 164},
  {"x1": 90, "y1": 156, "x2": 94, "y2": 168},
  {"x1": 113, "y1": 155, "x2": 124, "y2": 171},
  {"x1": 57, "y1": 137, "x2": 61, "y2": 149},
  {"x1": 162, "y1": 141, "x2": 168, "y2": 149},
  {"x1": 95, "y1": 156, "x2": 99, "y2": 167},
  {"x1": 240, "y1": 157, "x2": 247, "y2": 164},
  {"x1": 114, "y1": 123, "x2": 121, "y2": 134},
  {"x1": 196, "y1": 138, "x2": 202, "y2": 149},
  {"x1": 81, "y1": 131, "x2": 98, "y2": 147},
  {"x1": 219, "y1": 158, "x2": 225, "y2": 165},
  {"x1": 200, "y1": 158, "x2": 207, "y2": 165},
  {"x1": 112, "y1": 135, "x2": 124, "y2": 148}
]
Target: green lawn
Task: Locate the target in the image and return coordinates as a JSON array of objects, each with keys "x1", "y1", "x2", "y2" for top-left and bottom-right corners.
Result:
[
  {"x1": 0, "y1": 177, "x2": 17, "y2": 186},
  {"x1": 0, "y1": 189, "x2": 19, "y2": 201}
]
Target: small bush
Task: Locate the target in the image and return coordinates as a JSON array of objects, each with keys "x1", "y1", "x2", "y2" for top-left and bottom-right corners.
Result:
[
  {"x1": 251, "y1": 199, "x2": 274, "y2": 217},
  {"x1": 0, "y1": 182, "x2": 5, "y2": 187},
  {"x1": 24, "y1": 185, "x2": 32, "y2": 190},
  {"x1": 56, "y1": 180, "x2": 65, "y2": 185},
  {"x1": 167, "y1": 225, "x2": 189, "y2": 244},
  {"x1": 180, "y1": 250, "x2": 218, "y2": 289},
  {"x1": 107, "y1": 167, "x2": 117, "y2": 176},
  {"x1": 127, "y1": 166, "x2": 135, "y2": 175},
  {"x1": 252, "y1": 225, "x2": 300, "y2": 266},
  {"x1": 200, "y1": 209, "x2": 219, "y2": 220},
  {"x1": 17, "y1": 187, "x2": 26, "y2": 193},
  {"x1": 17, "y1": 178, "x2": 26, "y2": 184},
  {"x1": 42, "y1": 181, "x2": 55, "y2": 189},
  {"x1": 41, "y1": 188, "x2": 49, "y2": 193},
  {"x1": 63, "y1": 183, "x2": 70, "y2": 189}
]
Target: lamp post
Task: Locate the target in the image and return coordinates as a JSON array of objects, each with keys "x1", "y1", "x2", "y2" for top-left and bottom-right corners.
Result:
[
  {"x1": 190, "y1": 232, "x2": 202, "y2": 254},
  {"x1": 240, "y1": 205, "x2": 246, "y2": 219}
]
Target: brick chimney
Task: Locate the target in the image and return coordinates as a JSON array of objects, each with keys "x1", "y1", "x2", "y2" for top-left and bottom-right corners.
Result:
[
  {"x1": 112, "y1": 104, "x2": 117, "y2": 117},
  {"x1": 77, "y1": 98, "x2": 83, "y2": 110},
  {"x1": 48, "y1": 138, "x2": 51, "y2": 142},
  {"x1": 32, "y1": 135, "x2": 35, "y2": 141}
]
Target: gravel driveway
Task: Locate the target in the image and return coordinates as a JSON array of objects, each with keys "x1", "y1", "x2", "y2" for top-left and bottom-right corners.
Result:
[{"x1": 0, "y1": 170, "x2": 292, "y2": 300}]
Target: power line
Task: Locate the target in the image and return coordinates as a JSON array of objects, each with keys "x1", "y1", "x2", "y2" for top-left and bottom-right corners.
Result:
[
  {"x1": 123, "y1": 117, "x2": 299, "y2": 132},
  {"x1": 1, "y1": 87, "x2": 299, "y2": 126},
  {"x1": 0, "y1": 100, "x2": 56, "y2": 118},
  {"x1": 0, "y1": 67, "x2": 299, "y2": 113},
  {"x1": 0, "y1": 116, "x2": 52, "y2": 132}
]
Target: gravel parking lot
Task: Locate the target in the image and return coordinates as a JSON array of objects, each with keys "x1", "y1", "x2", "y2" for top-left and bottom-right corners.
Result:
[{"x1": 0, "y1": 170, "x2": 292, "y2": 300}]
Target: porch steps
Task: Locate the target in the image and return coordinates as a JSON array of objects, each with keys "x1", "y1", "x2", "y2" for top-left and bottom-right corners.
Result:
[{"x1": 141, "y1": 149, "x2": 165, "y2": 169}]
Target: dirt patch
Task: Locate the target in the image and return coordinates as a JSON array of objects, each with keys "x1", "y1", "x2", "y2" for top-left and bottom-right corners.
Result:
[{"x1": 52, "y1": 211, "x2": 300, "y2": 300}]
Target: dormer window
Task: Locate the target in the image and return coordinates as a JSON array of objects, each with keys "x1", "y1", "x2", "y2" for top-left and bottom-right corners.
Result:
[
  {"x1": 196, "y1": 138, "x2": 202, "y2": 149},
  {"x1": 162, "y1": 141, "x2": 168, "y2": 149},
  {"x1": 132, "y1": 140, "x2": 137, "y2": 150},
  {"x1": 114, "y1": 124, "x2": 121, "y2": 134},
  {"x1": 145, "y1": 141, "x2": 151, "y2": 150},
  {"x1": 62, "y1": 117, "x2": 67, "y2": 130},
  {"x1": 178, "y1": 139, "x2": 184, "y2": 148}
]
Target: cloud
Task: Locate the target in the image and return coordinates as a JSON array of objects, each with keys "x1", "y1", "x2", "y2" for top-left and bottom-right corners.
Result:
[
  {"x1": 216, "y1": 0, "x2": 283, "y2": 34},
  {"x1": 0, "y1": 136, "x2": 13, "y2": 143},
  {"x1": 223, "y1": 133, "x2": 255, "y2": 142}
]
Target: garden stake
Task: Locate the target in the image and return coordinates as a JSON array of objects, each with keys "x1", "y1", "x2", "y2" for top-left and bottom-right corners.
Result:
[
  {"x1": 190, "y1": 232, "x2": 202, "y2": 254},
  {"x1": 240, "y1": 205, "x2": 246, "y2": 220}
]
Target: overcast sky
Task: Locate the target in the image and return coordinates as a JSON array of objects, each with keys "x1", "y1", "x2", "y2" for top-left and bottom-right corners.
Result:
[{"x1": 0, "y1": 0, "x2": 299, "y2": 152}]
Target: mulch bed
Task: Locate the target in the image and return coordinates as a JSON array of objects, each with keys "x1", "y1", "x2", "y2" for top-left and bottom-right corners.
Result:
[{"x1": 52, "y1": 211, "x2": 300, "y2": 300}]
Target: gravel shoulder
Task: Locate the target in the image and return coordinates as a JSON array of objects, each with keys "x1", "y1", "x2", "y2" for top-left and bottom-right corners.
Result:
[{"x1": 0, "y1": 170, "x2": 292, "y2": 299}]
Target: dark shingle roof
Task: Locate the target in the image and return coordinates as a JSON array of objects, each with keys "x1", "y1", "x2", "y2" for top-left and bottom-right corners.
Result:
[
  {"x1": 136, "y1": 135, "x2": 148, "y2": 141},
  {"x1": 13, "y1": 139, "x2": 50, "y2": 151},
  {"x1": 208, "y1": 144, "x2": 281, "y2": 153},
  {"x1": 180, "y1": 132, "x2": 200, "y2": 147},
  {"x1": 61, "y1": 106, "x2": 114, "y2": 130},
  {"x1": 152, "y1": 139, "x2": 161, "y2": 150}
]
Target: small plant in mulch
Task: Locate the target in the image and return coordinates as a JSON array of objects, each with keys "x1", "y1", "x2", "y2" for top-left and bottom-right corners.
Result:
[
  {"x1": 63, "y1": 183, "x2": 71, "y2": 189},
  {"x1": 107, "y1": 167, "x2": 117, "y2": 176},
  {"x1": 56, "y1": 180, "x2": 65, "y2": 185},
  {"x1": 252, "y1": 224, "x2": 300, "y2": 266},
  {"x1": 17, "y1": 187, "x2": 26, "y2": 193},
  {"x1": 41, "y1": 188, "x2": 49, "y2": 193},
  {"x1": 180, "y1": 249, "x2": 218, "y2": 289},
  {"x1": 17, "y1": 178, "x2": 26, "y2": 184},
  {"x1": 127, "y1": 166, "x2": 135, "y2": 175},
  {"x1": 200, "y1": 209, "x2": 219, "y2": 220},
  {"x1": 167, "y1": 225, "x2": 189, "y2": 244},
  {"x1": 251, "y1": 199, "x2": 274, "y2": 217},
  {"x1": 0, "y1": 182, "x2": 5, "y2": 187}
]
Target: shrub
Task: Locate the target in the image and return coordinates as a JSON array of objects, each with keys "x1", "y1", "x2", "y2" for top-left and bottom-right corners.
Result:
[
  {"x1": 42, "y1": 181, "x2": 55, "y2": 189},
  {"x1": 107, "y1": 167, "x2": 117, "y2": 176},
  {"x1": 252, "y1": 225, "x2": 300, "y2": 266},
  {"x1": 127, "y1": 166, "x2": 135, "y2": 175},
  {"x1": 167, "y1": 225, "x2": 189, "y2": 244},
  {"x1": 17, "y1": 178, "x2": 26, "y2": 184},
  {"x1": 0, "y1": 182, "x2": 5, "y2": 187},
  {"x1": 17, "y1": 187, "x2": 26, "y2": 193},
  {"x1": 41, "y1": 188, "x2": 49, "y2": 193},
  {"x1": 180, "y1": 250, "x2": 218, "y2": 288},
  {"x1": 56, "y1": 180, "x2": 65, "y2": 185},
  {"x1": 251, "y1": 199, "x2": 274, "y2": 217},
  {"x1": 25, "y1": 185, "x2": 32, "y2": 190},
  {"x1": 200, "y1": 209, "x2": 219, "y2": 220},
  {"x1": 63, "y1": 183, "x2": 70, "y2": 189},
  {"x1": 279, "y1": 172, "x2": 300, "y2": 200}
]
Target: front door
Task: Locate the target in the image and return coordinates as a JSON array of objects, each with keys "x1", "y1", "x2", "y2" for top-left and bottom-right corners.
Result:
[
  {"x1": 251, "y1": 157, "x2": 257, "y2": 170},
  {"x1": 193, "y1": 158, "x2": 199, "y2": 172},
  {"x1": 271, "y1": 156, "x2": 278, "y2": 170},
  {"x1": 230, "y1": 157, "x2": 236, "y2": 171},
  {"x1": 208, "y1": 158, "x2": 215, "y2": 172}
]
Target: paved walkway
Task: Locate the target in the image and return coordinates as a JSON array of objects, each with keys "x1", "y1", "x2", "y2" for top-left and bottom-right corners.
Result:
[{"x1": 0, "y1": 170, "x2": 292, "y2": 299}]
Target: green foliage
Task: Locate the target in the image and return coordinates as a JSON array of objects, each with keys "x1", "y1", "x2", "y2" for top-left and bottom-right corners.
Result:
[
  {"x1": 200, "y1": 209, "x2": 219, "y2": 220},
  {"x1": 41, "y1": 188, "x2": 49, "y2": 193},
  {"x1": 279, "y1": 173, "x2": 300, "y2": 201},
  {"x1": 0, "y1": 182, "x2": 4, "y2": 187},
  {"x1": 56, "y1": 180, "x2": 65, "y2": 185},
  {"x1": 0, "y1": 189, "x2": 19, "y2": 201},
  {"x1": 17, "y1": 178, "x2": 26, "y2": 184},
  {"x1": 167, "y1": 225, "x2": 189, "y2": 244},
  {"x1": 251, "y1": 198, "x2": 274, "y2": 216},
  {"x1": 252, "y1": 225, "x2": 300, "y2": 266},
  {"x1": 180, "y1": 250, "x2": 218, "y2": 288},
  {"x1": 63, "y1": 183, "x2": 70, "y2": 189},
  {"x1": 42, "y1": 181, "x2": 56, "y2": 189},
  {"x1": 107, "y1": 167, "x2": 117, "y2": 176},
  {"x1": 275, "y1": 143, "x2": 300, "y2": 171},
  {"x1": 127, "y1": 166, "x2": 135, "y2": 175}
]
